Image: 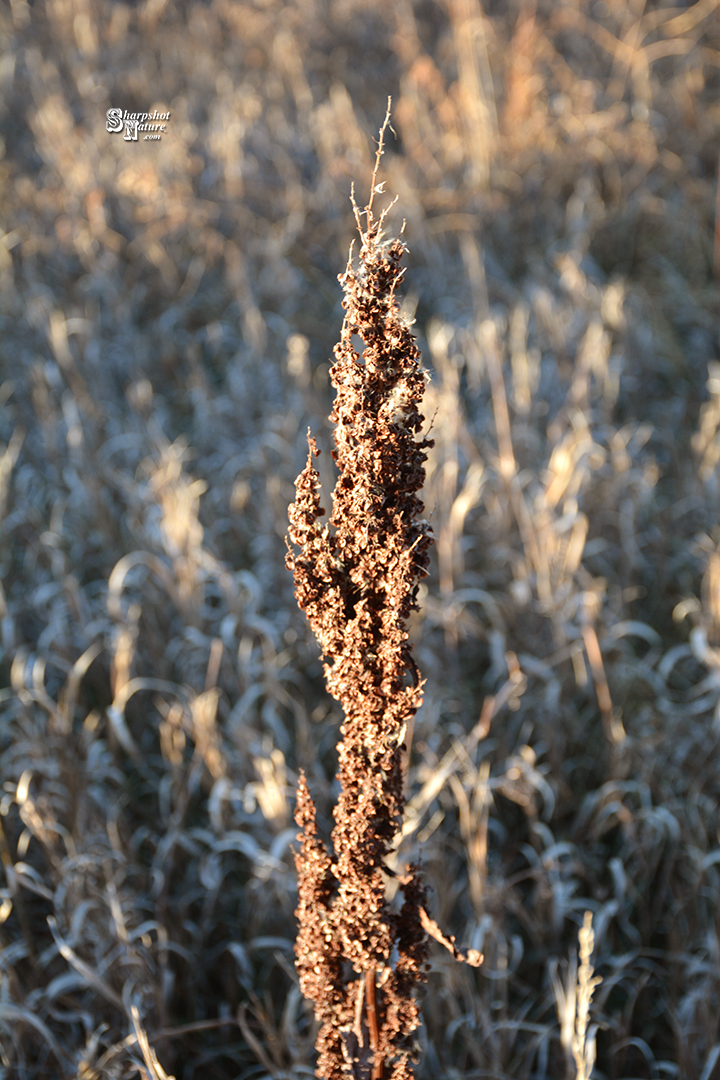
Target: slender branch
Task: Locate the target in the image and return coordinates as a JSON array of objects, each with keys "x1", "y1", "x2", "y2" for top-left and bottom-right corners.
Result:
[
  {"x1": 367, "y1": 97, "x2": 393, "y2": 222},
  {"x1": 366, "y1": 967, "x2": 383, "y2": 1080},
  {"x1": 418, "y1": 907, "x2": 484, "y2": 967}
]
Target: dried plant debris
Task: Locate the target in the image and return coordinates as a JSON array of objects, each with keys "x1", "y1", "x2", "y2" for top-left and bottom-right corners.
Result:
[{"x1": 287, "y1": 108, "x2": 453, "y2": 1080}]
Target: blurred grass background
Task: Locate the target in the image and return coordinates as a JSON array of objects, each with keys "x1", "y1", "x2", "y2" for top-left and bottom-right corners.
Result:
[{"x1": 0, "y1": 0, "x2": 719, "y2": 1077}]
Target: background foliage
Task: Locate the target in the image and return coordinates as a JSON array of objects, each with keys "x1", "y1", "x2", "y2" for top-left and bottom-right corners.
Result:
[{"x1": 0, "y1": 0, "x2": 719, "y2": 1077}]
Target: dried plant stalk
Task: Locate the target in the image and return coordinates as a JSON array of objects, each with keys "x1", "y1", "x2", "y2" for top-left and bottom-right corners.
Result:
[
  {"x1": 286, "y1": 108, "x2": 435, "y2": 1080},
  {"x1": 573, "y1": 912, "x2": 601, "y2": 1080}
]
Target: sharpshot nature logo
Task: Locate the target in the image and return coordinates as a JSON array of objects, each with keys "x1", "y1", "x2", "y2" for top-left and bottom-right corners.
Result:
[{"x1": 106, "y1": 108, "x2": 170, "y2": 142}]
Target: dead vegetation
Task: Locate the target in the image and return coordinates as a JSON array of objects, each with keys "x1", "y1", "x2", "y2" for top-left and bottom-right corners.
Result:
[
  {"x1": 0, "y1": 0, "x2": 719, "y2": 1078},
  {"x1": 287, "y1": 119, "x2": 459, "y2": 1078}
]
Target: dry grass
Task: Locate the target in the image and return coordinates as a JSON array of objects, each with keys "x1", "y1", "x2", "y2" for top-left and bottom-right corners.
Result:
[{"x1": 0, "y1": 0, "x2": 719, "y2": 1077}]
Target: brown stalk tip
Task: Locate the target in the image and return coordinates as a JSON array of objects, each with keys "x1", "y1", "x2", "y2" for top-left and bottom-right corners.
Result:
[{"x1": 287, "y1": 102, "x2": 437, "y2": 1079}]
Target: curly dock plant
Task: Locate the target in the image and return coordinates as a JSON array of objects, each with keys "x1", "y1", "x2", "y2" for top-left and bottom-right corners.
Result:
[{"x1": 287, "y1": 111, "x2": 480, "y2": 1080}]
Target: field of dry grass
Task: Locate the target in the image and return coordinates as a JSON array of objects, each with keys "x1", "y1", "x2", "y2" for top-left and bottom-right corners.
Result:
[{"x1": 0, "y1": 0, "x2": 719, "y2": 1077}]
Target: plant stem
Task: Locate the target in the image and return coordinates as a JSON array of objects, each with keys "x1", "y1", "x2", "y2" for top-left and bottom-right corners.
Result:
[{"x1": 366, "y1": 967, "x2": 383, "y2": 1080}]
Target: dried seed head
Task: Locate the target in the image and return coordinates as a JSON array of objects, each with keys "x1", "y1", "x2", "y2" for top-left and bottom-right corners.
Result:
[{"x1": 287, "y1": 103, "x2": 433, "y2": 1079}]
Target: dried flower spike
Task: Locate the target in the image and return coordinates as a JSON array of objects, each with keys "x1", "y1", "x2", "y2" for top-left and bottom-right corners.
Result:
[
  {"x1": 572, "y1": 911, "x2": 601, "y2": 1080},
  {"x1": 287, "y1": 102, "x2": 435, "y2": 1080}
]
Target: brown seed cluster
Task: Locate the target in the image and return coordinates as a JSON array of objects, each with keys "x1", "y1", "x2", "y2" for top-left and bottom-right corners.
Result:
[{"x1": 286, "y1": 125, "x2": 434, "y2": 1079}]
